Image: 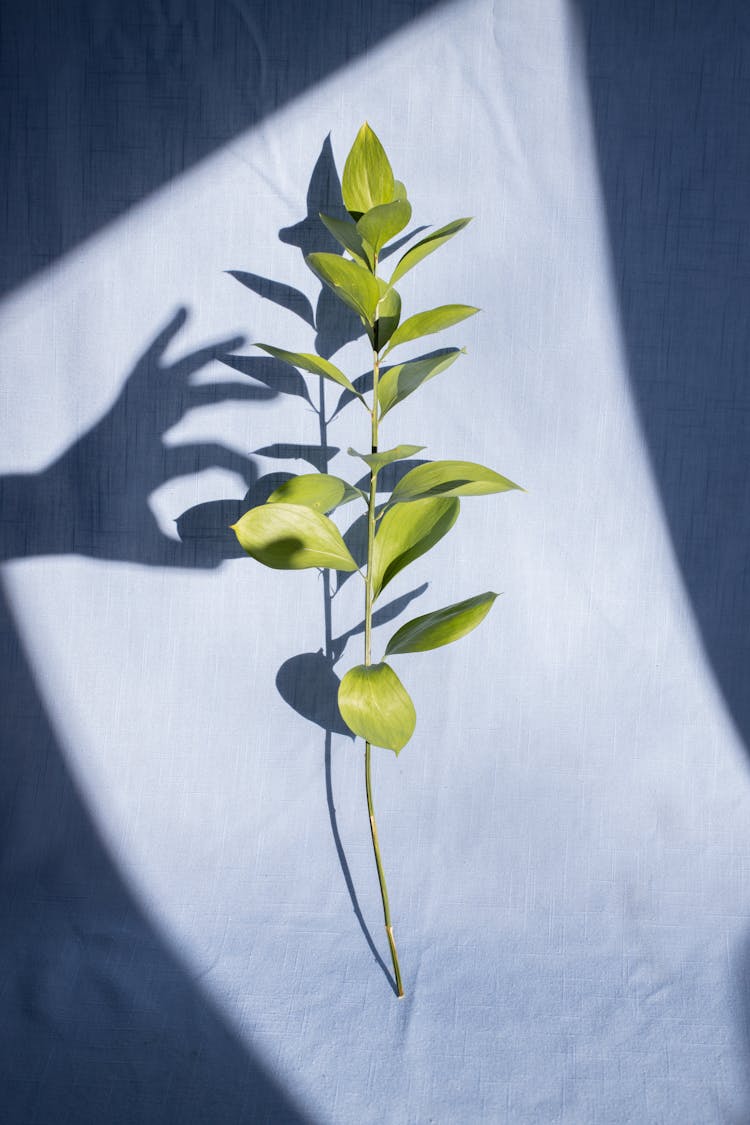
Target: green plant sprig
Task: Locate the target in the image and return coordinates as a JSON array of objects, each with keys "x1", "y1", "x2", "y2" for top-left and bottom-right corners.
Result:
[{"x1": 231, "y1": 123, "x2": 523, "y2": 998}]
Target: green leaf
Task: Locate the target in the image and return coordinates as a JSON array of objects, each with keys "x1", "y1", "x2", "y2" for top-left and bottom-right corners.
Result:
[
  {"x1": 267, "y1": 474, "x2": 364, "y2": 513},
  {"x1": 373, "y1": 279, "x2": 401, "y2": 350},
  {"x1": 383, "y1": 304, "x2": 480, "y2": 354},
  {"x1": 389, "y1": 218, "x2": 472, "y2": 285},
  {"x1": 255, "y1": 343, "x2": 362, "y2": 399},
  {"x1": 338, "y1": 662, "x2": 416, "y2": 753},
  {"x1": 319, "y1": 213, "x2": 373, "y2": 269},
  {"x1": 385, "y1": 591, "x2": 498, "y2": 656},
  {"x1": 371, "y1": 496, "x2": 460, "y2": 598},
  {"x1": 341, "y1": 122, "x2": 395, "y2": 216},
  {"x1": 392, "y1": 180, "x2": 408, "y2": 202},
  {"x1": 305, "y1": 252, "x2": 381, "y2": 324},
  {"x1": 231, "y1": 502, "x2": 358, "y2": 571},
  {"x1": 357, "y1": 199, "x2": 412, "y2": 256},
  {"x1": 391, "y1": 460, "x2": 523, "y2": 502},
  {"x1": 378, "y1": 348, "x2": 463, "y2": 417},
  {"x1": 348, "y1": 444, "x2": 425, "y2": 473}
]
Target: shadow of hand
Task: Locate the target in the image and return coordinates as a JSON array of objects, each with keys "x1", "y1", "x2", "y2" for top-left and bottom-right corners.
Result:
[{"x1": 1, "y1": 307, "x2": 274, "y2": 567}]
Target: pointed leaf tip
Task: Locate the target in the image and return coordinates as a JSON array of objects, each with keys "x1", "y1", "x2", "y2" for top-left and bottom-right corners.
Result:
[
  {"x1": 383, "y1": 305, "x2": 479, "y2": 354},
  {"x1": 385, "y1": 591, "x2": 499, "y2": 655},
  {"x1": 391, "y1": 460, "x2": 523, "y2": 502},
  {"x1": 342, "y1": 123, "x2": 396, "y2": 216},
  {"x1": 389, "y1": 217, "x2": 473, "y2": 285}
]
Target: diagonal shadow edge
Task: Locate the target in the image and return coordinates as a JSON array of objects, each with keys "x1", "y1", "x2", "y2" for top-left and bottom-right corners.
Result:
[
  {"x1": 0, "y1": 580, "x2": 313, "y2": 1125},
  {"x1": 0, "y1": 0, "x2": 448, "y2": 298}
]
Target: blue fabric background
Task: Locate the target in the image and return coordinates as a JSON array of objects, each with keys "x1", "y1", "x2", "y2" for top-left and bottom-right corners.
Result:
[{"x1": 2, "y1": 2, "x2": 749, "y2": 1122}]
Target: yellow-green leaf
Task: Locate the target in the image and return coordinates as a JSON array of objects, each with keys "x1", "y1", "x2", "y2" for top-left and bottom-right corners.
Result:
[
  {"x1": 373, "y1": 279, "x2": 402, "y2": 350},
  {"x1": 378, "y1": 348, "x2": 463, "y2": 417},
  {"x1": 385, "y1": 591, "x2": 498, "y2": 655},
  {"x1": 341, "y1": 122, "x2": 395, "y2": 216},
  {"x1": 389, "y1": 218, "x2": 472, "y2": 285},
  {"x1": 348, "y1": 444, "x2": 425, "y2": 473},
  {"x1": 306, "y1": 252, "x2": 381, "y2": 324},
  {"x1": 338, "y1": 662, "x2": 416, "y2": 753},
  {"x1": 371, "y1": 497, "x2": 460, "y2": 598},
  {"x1": 357, "y1": 199, "x2": 412, "y2": 256},
  {"x1": 255, "y1": 343, "x2": 362, "y2": 399},
  {"x1": 231, "y1": 502, "x2": 358, "y2": 571},
  {"x1": 318, "y1": 213, "x2": 373, "y2": 269},
  {"x1": 267, "y1": 474, "x2": 364, "y2": 513},
  {"x1": 391, "y1": 460, "x2": 523, "y2": 502},
  {"x1": 383, "y1": 304, "x2": 480, "y2": 354}
]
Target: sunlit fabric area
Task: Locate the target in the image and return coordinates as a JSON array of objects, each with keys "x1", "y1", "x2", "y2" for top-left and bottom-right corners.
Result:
[{"x1": 2, "y1": 2, "x2": 749, "y2": 1121}]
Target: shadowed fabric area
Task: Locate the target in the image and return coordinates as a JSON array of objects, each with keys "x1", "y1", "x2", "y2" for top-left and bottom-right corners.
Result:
[
  {"x1": 0, "y1": 0, "x2": 442, "y2": 295},
  {"x1": 0, "y1": 588, "x2": 309, "y2": 1124},
  {"x1": 576, "y1": 0, "x2": 750, "y2": 752}
]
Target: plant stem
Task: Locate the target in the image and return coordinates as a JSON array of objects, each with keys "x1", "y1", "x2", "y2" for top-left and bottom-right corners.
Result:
[
  {"x1": 364, "y1": 343, "x2": 405, "y2": 998},
  {"x1": 366, "y1": 741, "x2": 404, "y2": 997}
]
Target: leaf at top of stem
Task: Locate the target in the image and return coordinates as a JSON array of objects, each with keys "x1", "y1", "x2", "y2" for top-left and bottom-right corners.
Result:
[
  {"x1": 378, "y1": 348, "x2": 464, "y2": 417},
  {"x1": 267, "y1": 473, "x2": 364, "y2": 514},
  {"x1": 341, "y1": 123, "x2": 395, "y2": 217},
  {"x1": 348, "y1": 444, "x2": 425, "y2": 473},
  {"x1": 306, "y1": 252, "x2": 381, "y2": 325},
  {"x1": 371, "y1": 496, "x2": 460, "y2": 599},
  {"x1": 231, "y1": 502, "x2": 358, "y2": 572},
  {"x1": 338, "y1": 662, "x2": 416, "y2": 753},
  {"x1": 385, "y1": 591, "x2": 498, "y2": 656},
  {"x1": 319, "y1": 212, "x2": 373, "y2": 269},
  {"x1": 389, "y1": 217, "x2": 472, "y2": 285},
  {"x1": 372, "y1": 279, "x2": 401, "y2": 351},
  {"x1": 357, "y1": 199, "x2": 412, "y2": 257},
  {"x1": 255, "y1": 343, "x2": 364, "y2": 400},
  {"x1": 391, "y1": 460, "x2": 524, "y2": 502},
  {"x1": 383, "y1": 304, "x2": 480, "y2": 355}
]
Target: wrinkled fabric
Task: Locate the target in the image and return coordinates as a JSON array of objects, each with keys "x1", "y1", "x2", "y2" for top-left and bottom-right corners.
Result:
[{"x1": 2, "y1": 1, "x2": 749, "y2": 1122}]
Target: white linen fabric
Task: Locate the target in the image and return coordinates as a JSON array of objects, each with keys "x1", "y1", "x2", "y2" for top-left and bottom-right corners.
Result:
[{"x1": 2, "y1": 1, "x2": 749, "y2": 1122}]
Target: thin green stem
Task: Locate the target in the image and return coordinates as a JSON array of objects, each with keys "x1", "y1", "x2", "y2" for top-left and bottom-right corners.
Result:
[
  {"x1": 364, "y1": 339, "x2": 405, "y2": 998},
  {"x1": 365, "y1": 741, "x2": 404, "y2": 997}
]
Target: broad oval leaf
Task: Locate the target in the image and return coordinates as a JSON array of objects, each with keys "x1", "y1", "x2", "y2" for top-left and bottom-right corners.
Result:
[
  {"x1": 383, "y1": 304, "x2": 480, "y2": 354},
  {"x1": 357, "y1": 199, "x2": 412, "y2": 256},
  {"x1": 385, "y1": 591, "x2": 498, "y2": 656},
  {"x1": 338, "y1": 662, "x2": 416, "y2": 753},
  {"x1": 231, "y1": 502, "x2": 358, "y2": 571},
  {"x1": 378, "y1": 348, "x2": 463, "y2": 417},
  {"x1": 306, "y1": 252, "x2": 380, "y2": 325},
  {"x1": 255, "y1": 343, "x2": 362, "y2": 399},
  {"x1": 267, "y1": 473, "x2": 364, "y2": 513},
  {"x1": 318, "y1": 212, "x2": 373, "y2": 270},
  {"x1": 348, "y1": 444, "x2": 425, "y2": 473},
  {"x1": 389, "y1": 217, "x2": 472, "y2": 285},
  {"x1": 391, "y1": 460, "x2": 523, "y2": 502},
  {"x1": 371, "y1": 496, "x2": 460, "y2": 598},
  {"x1": 341, "y1": 122, "x2": 395, "y2": 216},
  {"x1": 373, "y1": 279, "x2": 401, "y2": 350}
]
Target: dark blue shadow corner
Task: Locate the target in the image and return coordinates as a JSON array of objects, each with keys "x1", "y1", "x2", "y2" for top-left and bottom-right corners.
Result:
[{"x1": 0, "y1": 0, "x2": 444, "y2": 295}]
